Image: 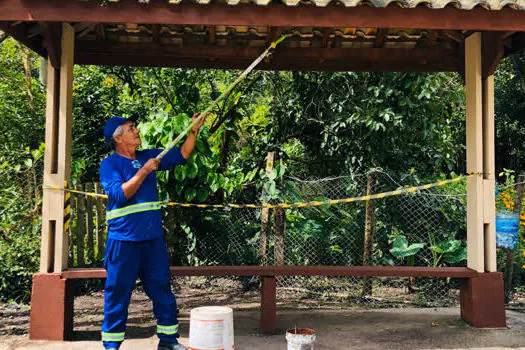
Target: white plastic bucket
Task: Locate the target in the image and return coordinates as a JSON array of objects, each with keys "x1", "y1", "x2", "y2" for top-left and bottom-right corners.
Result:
[
  {"x1": 188, "y1": 306, "x2": 234, "y2": 350},
  {"x1": 286, "y1": 328, "x2": 316, "y2": 350}
]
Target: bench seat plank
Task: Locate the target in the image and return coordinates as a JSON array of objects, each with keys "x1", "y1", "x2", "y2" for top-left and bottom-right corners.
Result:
[{"x1": 61, "y1": 266, "x2": 477, "y2": 279}]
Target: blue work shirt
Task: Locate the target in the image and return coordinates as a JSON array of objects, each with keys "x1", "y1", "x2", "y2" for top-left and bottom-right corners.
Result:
[{"x1": 100, "y1": 148, "x2": 185, "y2": 241}]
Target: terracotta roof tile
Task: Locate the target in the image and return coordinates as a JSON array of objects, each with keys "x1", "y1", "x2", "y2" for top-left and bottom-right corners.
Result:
[{"x1": 102, "y1": 0, "x2": 525, "y2": 9}]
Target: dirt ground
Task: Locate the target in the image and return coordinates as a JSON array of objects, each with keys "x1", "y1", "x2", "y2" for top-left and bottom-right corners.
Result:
[{"x1": 2, "y1": 282, "x2": 525, "y2": 350}]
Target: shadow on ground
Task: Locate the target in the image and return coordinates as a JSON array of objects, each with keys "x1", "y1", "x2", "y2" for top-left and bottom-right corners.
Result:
[{"x1": 3, "y1": 307, "x2": 525, "y2": 350}]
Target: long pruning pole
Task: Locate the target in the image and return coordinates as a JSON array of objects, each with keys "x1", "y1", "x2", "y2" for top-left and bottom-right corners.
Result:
[{"x1": 156, "y1": 34, "x2": 289, "y2": 160}]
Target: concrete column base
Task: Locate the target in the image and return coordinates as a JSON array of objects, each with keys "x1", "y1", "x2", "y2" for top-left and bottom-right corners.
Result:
[
  {"x1": 29, "y1": 273, "x2": 75, "y2": 340},
  {"x1": 460, "y1": 272, "x2": 506, "y2": 328}
]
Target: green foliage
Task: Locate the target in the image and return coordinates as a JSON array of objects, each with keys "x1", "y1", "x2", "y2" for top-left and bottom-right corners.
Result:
[
  {"x1": 2, "y1": 34, "x2": 525, "y2": 303},
  {"x1": 0, "y1": 222, "x2": 40, "y2": 303},
  {"x1": 390, "y1": 235, "x2": 425, "y2": 259},
  {"x1": 428, "y1": 237, "x2": 467, "y2": 265},
  {"x1": 0, "y1": 38, "x2": 45, "y2": 302},
  {"x1": 494, "y1": 55, "x2": 525, "y2": 172},
  {"x1": 271, "y1": 71, "x2": 465, "y2": 177}
]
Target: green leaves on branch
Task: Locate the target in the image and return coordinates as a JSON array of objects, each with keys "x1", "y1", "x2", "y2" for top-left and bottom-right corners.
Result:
[
  {"x1": 389, "y1": 234, "x2": 467, "y2": 266},
  {"x1": 429, "y1": 239, "x2": 467, "y2": 265},
  {"x1": 390, "y1": 235, "x2": 425, "y2": 259}
]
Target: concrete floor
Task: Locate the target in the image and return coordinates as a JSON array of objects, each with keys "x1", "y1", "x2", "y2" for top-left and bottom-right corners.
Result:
[{"x1": 2, "y1": 308, "x2": 525, "y2": 350}]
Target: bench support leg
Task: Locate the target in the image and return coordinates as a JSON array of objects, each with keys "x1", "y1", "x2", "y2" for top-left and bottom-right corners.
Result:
[
  {"x1": 460, "y1": 272, "x2": 506, "y2": 328},
  {"x1": 30, "y1": 273, "x2": 75, "y2": 340},
  {"x1": 261, "y1": 276, "x2": 276, "y2": 335}
]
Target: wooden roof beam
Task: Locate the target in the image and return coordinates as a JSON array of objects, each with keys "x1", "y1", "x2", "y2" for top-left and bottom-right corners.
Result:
[
  {"x1": 41, "y1": 23, "x2": 62, "y2": 68},
  {"x1": 151, "y1": 24, "x2": 160, "y2": 44},
  {"x1": 74, "y1": 42, "x2": 461, "y2": 72},
  {"x1": 77, "y1": 24, "x2": 98, "y2": 39},
  {"x1": 442, "y1": 30, "x2": 464, "y2": 44},
  {"x1": 504, "y1": 32, "x2": 525, "y2": 57},
  {"x1": 3, "y1": 0, "x2": 525, "y2": 32},
  {"x1": 482, "y1": 31, "x2": 504, "y2": 78},
  {"x1": 416, "y1": 30, "x2": 439, "y2": 48},
  {"x1": 321, "y1": 28, "x2": 331, "y2": 48},
  {"x1": 374, "y1": 28, "x2": 388, "y2": 48},
  {"x1": 96, "y1": 24, "x2": 106, "y2": 41}
]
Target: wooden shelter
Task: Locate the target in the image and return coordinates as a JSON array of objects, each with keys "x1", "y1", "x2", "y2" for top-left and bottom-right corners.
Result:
[{"x1": 2, "y1": 0, "x2": 524, "y2": 340}]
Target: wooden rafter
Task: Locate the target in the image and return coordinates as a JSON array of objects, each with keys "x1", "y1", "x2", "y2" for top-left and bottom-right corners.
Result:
[
  {"x1": 77, "y1": 24, "x2": 97, "y2": 39},
  {"x1": 0, "y1": 21, "x2": 45, "y2": 56},
  {"x1": 96, "y1": 24, "x2": 106, "y2": 41},
  {"x1": 208, "y1": 26, "x2": 216, "y2": 44},
  {"x1": 321, "y1": 28, "x2": 331, "y2": 48},
  {"x1": 151, "y1": 24, "x2": 160, "y2": 44},
  {"x1": 2, "y1": 0, "x2": 525, "y2": 32},
  {"x1": 504, "y1": 32, "x2": 525, "y2": 57},
  {"x1": 373, "y1": 28, "x2": 388, "y2": 48},
  {"x1": 482, "y1": 32, "x2": 504, "y2": 78},
  {"x1": 268, "y1": 27, "x2": 283, "y2": 46},
  {"x1": 442, "y1": 30, "x2": 465, "y2": 44},
  {"x1": 416, "y1": 30, "x2": 439, "y2": 49},
  {"x1": 41, "y1": 23, "x2": 62, "y2": 68}
]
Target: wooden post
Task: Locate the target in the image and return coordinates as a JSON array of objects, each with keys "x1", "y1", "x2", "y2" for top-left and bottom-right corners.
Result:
[
  {"x1": 361, "y1": 169, "x2": 376, "y2": 297},
  {"x1": 40, "y1": 59, "x2": 59, "y2": 273},
  {"x1": 259, "y1": 152, "x2": 274, "y2": 265},
  {"x1": 260, "y1": 276, "x2": 276, "y2": 335},
  {"x1": 483, "y1": 75, "x2": 496, "y2": 273},
  {"x1": 95, "y1": 183, "x2": 105, "y2": 257},
  {"x1": 53, "y1": 23, "x2": 75, "y2": 273},
  {"x1": 31, "y1": 23, "x2": 76, "y2": 341},
  {"x1": 465, "y1": 33, "x2": 484, "y2": 273},
  {"x1": 85, "y1": 183, "x2": 95, "y2": 263},
  {"x1": 460, "y1": 32, "x2": 506, "y2": 328},
  {"x1": 274, "y1": 206, "x2": 285, "y2": 266},
  {"x1": 75, "y1": 184, "x2": 86, "y2": 267},
  {"x1": 39, "y1": 23, "x2": 75, "y2": 273},
  {"x1": 273, "y1": 156, "x2": 285, "y2": 266},
  {"x1": 504, "y1": 172, "x2": 525, "y2": 302}
]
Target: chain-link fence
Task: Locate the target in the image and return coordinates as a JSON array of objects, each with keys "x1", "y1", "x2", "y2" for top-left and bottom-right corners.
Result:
[
  {"x1": 70, "y1": 170, "x2": 472, "y2": 308},
  {"x1": 175, "y1": 170, "x2": 467, "y2": 308}
]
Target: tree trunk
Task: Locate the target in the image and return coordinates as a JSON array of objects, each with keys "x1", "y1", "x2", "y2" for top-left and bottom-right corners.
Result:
[
  {"x1": 274, "y1": 207, "x2": 286, "y2": 266},
  {"x1": 259, "y1": 152, "x2": 274, "y2": 265},
  {"x1": 68, "y1": 189, "x2": 76, "y2": 267},
  {"x1": 21, "y1": 46, "x2": 34, "y2": 112},
  {"x1": 361, "y1": 169, "x2": 376, "y2": 297},
  {"x1": 85, "y1": 183, "x2": 95, "y2": 264},
  {"x1": 75, "y1": 184, "x2": 86, "y2": 267},
  {"x1": 273, "y1": 153, "x2": 286, "y2": 266},
  {"x1": 94, "y1": 183, "x2": 106, "y2": 258}
]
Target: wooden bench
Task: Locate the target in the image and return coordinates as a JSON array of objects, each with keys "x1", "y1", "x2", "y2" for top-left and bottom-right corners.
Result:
[{"x1": 61, "y1": 265, "x2": 487, "y2": 335}]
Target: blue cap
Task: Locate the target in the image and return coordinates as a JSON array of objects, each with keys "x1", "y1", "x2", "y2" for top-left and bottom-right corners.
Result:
[{"x1": 103, "y1": 114, "x2": 138, "y2": 143}]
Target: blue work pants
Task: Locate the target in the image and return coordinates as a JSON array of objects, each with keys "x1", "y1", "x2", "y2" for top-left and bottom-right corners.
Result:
[{"x1": 101, "y1": 238, "x2": 179, "y2": 349}]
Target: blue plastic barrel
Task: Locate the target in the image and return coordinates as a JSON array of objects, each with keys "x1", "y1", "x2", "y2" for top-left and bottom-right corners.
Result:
[{"x1": 496, "y1": 211, "x2": 520, "y2": 249}]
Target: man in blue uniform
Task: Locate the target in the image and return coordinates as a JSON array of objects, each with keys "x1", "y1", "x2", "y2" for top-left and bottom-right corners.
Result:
[{"x1": 99, "y1": 112, "x2": 207, "y2": 350}]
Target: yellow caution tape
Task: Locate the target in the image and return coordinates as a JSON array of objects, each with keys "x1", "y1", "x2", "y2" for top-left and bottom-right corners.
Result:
[
  {"x1": 63, "y1": 182, "x2": 71, "y2": 232},
  {"x1": 43, "y1": 173, "x2": 478, "y2": 210}
]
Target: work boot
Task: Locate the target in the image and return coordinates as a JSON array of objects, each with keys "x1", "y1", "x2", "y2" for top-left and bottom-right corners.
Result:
[{"x1": 158, "y1": 341, "x2": 187, "y2": 350}]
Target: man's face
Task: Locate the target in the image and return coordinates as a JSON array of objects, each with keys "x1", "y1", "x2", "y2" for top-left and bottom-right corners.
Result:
[{"x1": 114, "y1": 121, "x2": 141, "y2": 149}]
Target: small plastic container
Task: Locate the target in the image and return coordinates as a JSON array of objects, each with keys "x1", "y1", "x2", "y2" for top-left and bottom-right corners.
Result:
[
  {"x1": 496, "y1": 211, "x2": 520, "y2": 249},
  {"x1": 286, "y1": 328, "x2": 316, "y2": 350}
]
